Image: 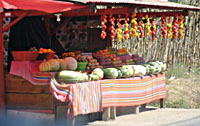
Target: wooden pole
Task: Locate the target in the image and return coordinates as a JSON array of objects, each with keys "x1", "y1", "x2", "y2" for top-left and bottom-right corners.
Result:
[{"x1": 0, "y1": 12, "x2": 5, "y2": 115}]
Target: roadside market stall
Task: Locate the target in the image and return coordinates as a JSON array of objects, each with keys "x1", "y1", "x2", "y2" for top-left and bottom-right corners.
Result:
[{"x1": 0, "y1": 0, "x2": 200, "y2": 125}]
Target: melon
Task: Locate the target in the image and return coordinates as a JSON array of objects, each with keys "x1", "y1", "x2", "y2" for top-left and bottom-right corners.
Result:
[
  {"x1": 64, "y1": 57, "x2": 77, "y2": 70},
  {"x1": 48, "y1": 59, "x2": 60, "y2": 72},
  {"x1": 131, "y1": 65, "x2": 146, "y2": 77},
  {"x1": 56, "y1": 59, "x2": 67, "y2": 71}
]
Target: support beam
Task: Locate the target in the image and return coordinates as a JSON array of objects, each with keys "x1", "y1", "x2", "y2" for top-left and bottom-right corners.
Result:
[
  {"x1": 50, "y1": 17, "x2": 72, "y2": 36},
  {"x1": 0, "y1": 13, "x2": 5, "y2": 115},
  {"x1": 3, "y1": 12, "x2": 27, "y2": 32}
]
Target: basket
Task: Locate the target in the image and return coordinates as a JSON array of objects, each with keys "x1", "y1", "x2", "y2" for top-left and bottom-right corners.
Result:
[
  {"x1": 12, "y1": 51, "x2": 38, "y2": 61},
  {"x1": 76, "y1": 62, "x2": 87, "y2": 71},
  {"x1": 37, "y1": 53, "x2": 47, "y2": 60}
]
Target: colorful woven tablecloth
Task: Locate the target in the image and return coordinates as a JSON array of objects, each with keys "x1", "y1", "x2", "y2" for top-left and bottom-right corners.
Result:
[
  {"x1": 100, "y1": 73, "x2": 166, "y2": 108},
  {"x1": 49, "y1": 78, "x2": 102, "y2": 117}
]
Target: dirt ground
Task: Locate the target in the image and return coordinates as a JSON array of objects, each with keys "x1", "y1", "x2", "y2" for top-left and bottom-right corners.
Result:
[{"x1": 165, "y1": 68, "x2": 200, "y2": 109}]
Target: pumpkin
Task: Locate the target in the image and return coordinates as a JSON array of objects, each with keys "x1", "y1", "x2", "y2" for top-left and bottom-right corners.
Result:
[
  {"x1": 39, "y1": 61, "x2": 51, "y2": 72},
  {"x1": 64, "y1": 57, "x2": 78, "y2": 70},
  {"x1": 92, "y1": 68, "x2": 104, "y2": 79},
  {"x1": 56, "y1": 59, "x2": 67, "y2": 71},
  {"x1": 48, "y1": 59, "x2": 60, "y2": 72}
]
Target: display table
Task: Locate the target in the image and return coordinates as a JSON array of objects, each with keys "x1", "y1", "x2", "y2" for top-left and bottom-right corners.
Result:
[{"x1": 8, "y1": 61, "x2": 166, "y2": 122}]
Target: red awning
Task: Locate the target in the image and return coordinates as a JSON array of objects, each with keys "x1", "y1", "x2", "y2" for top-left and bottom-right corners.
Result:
[
  {"x1": 73, "y1": 0, "x2": 200, "y2": 11},
  {"x1": 0, "y1": 0, "x2": 86, "y2": 13}
]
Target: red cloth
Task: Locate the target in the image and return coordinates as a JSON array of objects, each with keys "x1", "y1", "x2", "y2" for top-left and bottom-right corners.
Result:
[
  {"x1": 9, "y1": 61, "x2": 50, "y2": 85},
  {"x1": 0, "y1": 0, "x2": 86, "y2": 13}
]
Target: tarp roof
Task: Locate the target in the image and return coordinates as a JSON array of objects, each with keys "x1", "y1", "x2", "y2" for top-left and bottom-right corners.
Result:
[
  {"x1": 71, "y1": 0, "x2": 200, "y2": 11},
  {"x1": 0, "y1": 0, "x2": 86, "y2": 13}
]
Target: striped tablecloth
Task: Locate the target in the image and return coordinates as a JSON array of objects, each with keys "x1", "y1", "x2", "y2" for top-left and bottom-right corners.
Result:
[
  {"x1": 100, "y1": 73, "x2": 166, "y2": 108},
  {"x1": 50, "y1": 78, "x2": 102, "y2": 117}
]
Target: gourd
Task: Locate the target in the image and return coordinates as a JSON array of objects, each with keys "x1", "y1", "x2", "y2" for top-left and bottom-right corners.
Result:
[
  {"x1": 39, "y1": 59, "x2": 60, "y2": 72},
  {"x1": 48, "y1": 59, "x2": 60, "y2": 72}
]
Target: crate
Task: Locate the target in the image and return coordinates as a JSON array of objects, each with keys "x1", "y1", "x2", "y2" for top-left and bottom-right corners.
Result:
[{"x1": 12, "y1": 51, "x2": 38, "y2": 61}]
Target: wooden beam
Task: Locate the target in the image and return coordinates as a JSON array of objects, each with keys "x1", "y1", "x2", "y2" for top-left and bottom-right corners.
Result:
[
  {"x1": 0, "y1": 13, "x2": 5, "y2": 115},
  {"x1": 44, "y1": 16, "x2": 51, "y2": 36},
  {"x1": 50, "y1": 17, "x2": 72, "y2": 36},
  {"x1": 63, "y1": 7, "x2": 135, "y2": 17},
  {"x1": 3, "y1": 12, "x2": 27, "y2": 32}
]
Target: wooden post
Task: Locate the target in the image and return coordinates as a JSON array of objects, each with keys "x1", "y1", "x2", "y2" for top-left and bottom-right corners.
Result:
[
  {"x1": 133, "y1": 105, "x2": 140, "y2": 114},
  {"x1": 110, "y1": 107, "x2": 116, "y2": 120},
  {"x1": 0, "y1": 12, "x2": 5, "y2": 115},
  {"x1": 160, "y1": 98, "x2": 166, "y2": 108},
  {"x1": 102, "y1": 107, "x2": 110, "y2": 121}
]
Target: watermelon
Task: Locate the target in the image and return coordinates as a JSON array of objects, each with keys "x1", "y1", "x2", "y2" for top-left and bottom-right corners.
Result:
[
  {"x1": 121, "y1": 65, "x2": 135, "y2": 77},
  {"x1": 103, "y1": 68, "x2": 118, "y2": 79},
  {"x1": 118, "y1": 67, "x2": 130, "y2": 78},
  {"x1": 117, "y1": 69, "x2": 123, "y2": 78}
]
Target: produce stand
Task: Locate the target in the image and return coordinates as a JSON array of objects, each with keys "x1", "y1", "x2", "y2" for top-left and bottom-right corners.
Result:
[{"x1": 0, "y1": 0, "x2": 200, "y2": 125}]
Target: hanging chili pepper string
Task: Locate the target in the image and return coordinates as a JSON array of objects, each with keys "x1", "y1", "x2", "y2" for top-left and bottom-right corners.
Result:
[
  {"x1": 151, "y1": 17, "x2": 156, "y2": 41},
  {"x1": 109, "y1": 14, "x2": 116, "y2": 40},
  {"x1": 178, "y1": 15, "x2": 184, "y2": 39},
  {"x1": 130, "y1": 13, "x2": 138, "y2": 37},
  {"x1": 172, "y1": 15, "x2": 178, "y2": 40},
  {"x1": 138, "y1": 15, "x2": 144, "y2": 38},
  {"x1": 145, "y1": 15, "x2": 151, "y2": 36},
  {"x1": 116, "y1": 14, "x2": 122, "y2": 42},
  {"x1": 100, "y1": 15, "x2": 107, "y2": 39},
  {"x1": 167, "y1": 16, "x2": 173, "y2": 39},
  {"x1": 123, "y1": 14, "x2": 130, "y2": 39},
  {"x1": 161, "y1": 16, "x2": 167, "y2": 38}
]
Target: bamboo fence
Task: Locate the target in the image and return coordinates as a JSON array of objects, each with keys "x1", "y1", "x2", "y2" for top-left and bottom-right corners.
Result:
[{"x1": 114, "y1": 1, "x2": 200, "y2": 68}]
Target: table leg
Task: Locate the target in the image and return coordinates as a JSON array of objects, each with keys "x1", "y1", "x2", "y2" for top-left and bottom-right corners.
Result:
[
  {"x1": 102, "y1": 107, "x2": 110, "y2": 121},
  {"x1": 110, "y1": 107, "x2": 116, "y2": 120},
  {"x1": 133, "y1": 105, "x2": 140, "y2": 114},
  {"x1": 160, "y1": 98, "x2": 166, "y2": 108}
]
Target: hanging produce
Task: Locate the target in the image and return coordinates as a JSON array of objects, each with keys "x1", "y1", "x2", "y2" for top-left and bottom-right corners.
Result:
[
  {"x1": 151, "y1": 17, "x2": 156, "y2": 41},
  {"x1": 109, "y1": 14, "x2": 116, "y2": 40},
  {"x1": 123, "y1": 14, "x2": 130, "y2": 39},
  {"x1": 178, "y1": 15, "x2": 184, "y2": 39},
  {"x1": 172, "y1": 15, "x2": 178, "y2": 40},
  {"x1": 116, "y1": 14, "x2": 122, "y2": 42},
  {"x1": 167, "y1": 16, "x2": 173, "y2": 39},
  {"x1": 161, "y1": 16, "x2": 167, "y2": 38},
  {"x1": 100, "y1": 15, "x2": 107, "y2": 39},
  {"x1": 145, "y1": 15, "x2": 151, "y2": 36},
  {"x1": 138, "y1": 15, "x2": 144, "y2": 38},
  {"x1": 130, "y1": 13, "x2": 138, "y2": 37}
]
